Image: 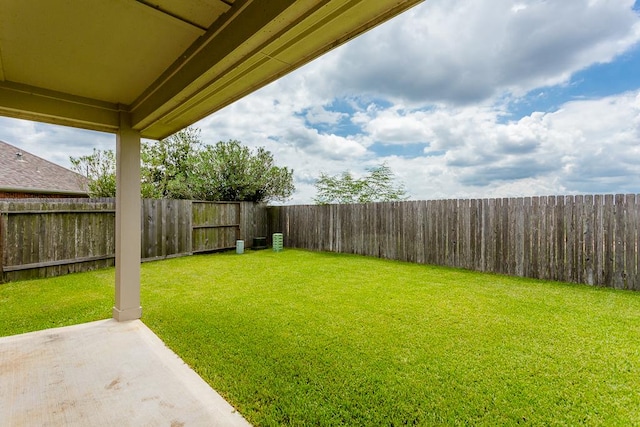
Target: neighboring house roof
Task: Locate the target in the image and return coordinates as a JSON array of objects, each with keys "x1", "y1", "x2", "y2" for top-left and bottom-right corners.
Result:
[{"x1": 0, "y1": 140, "x2": 89, "y2": 195}]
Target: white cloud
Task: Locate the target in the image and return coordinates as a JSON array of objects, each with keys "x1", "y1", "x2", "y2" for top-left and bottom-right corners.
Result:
[
  {"x1": 363, "y1": 90, "x2": 640, "y2": 199},
  {"x1": 352, "y1": 105, "x2": 433, "y2": 144},
  {"x1": 304, "y1": 106, "x2": 347, "y2": 125},
  {"x1": 309, "y1": 0, "x2": 640, "y2": 104}
]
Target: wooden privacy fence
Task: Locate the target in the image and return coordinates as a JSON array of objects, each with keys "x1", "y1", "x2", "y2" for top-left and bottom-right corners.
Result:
[
  {"x1": 0, "y1": 199, "x2": 267, "y2": 282},
  {"x1": 268, "y1": 195, "x2": 640, "y2": 291},
  {"x1": 0, "y1": 199, "x2": 116, "y2": 282}
]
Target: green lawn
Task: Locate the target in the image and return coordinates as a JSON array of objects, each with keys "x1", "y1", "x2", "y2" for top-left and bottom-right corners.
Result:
[{"x1": 2, "y1": 249, "x2": 640, "y2": 426}]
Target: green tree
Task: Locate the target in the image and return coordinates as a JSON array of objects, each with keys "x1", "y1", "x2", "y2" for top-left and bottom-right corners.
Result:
[
  {"x1": 70, "y1": 148, "x2": 116, "y2": 197},
  {"x1": 71, "y1": 128, "x2": 294, "y2": 202},
  {"x1": 314, "y1": 164, "x2": 408, "y2": 205},
  {"x1": 192, "y1": 140, "x2": 294, "y2": 202},
  {"x1": 141, "y1": 127, "x2": 201, "y2": 199}
]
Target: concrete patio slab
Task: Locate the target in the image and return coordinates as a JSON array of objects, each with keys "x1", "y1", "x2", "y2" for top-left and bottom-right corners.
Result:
[{"x1": 0, "y1": 319, "x2": 251, "y2": 426}]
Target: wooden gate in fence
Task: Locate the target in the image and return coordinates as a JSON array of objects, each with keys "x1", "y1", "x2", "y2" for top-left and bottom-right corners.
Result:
[{"x1": 191, "y1": 201, "x2": 240, "y2": 253}]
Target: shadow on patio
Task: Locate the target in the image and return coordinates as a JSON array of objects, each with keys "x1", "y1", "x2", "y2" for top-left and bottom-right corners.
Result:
[{"x1": 0, "y1": 319, "x2": 250, "y2": 426}]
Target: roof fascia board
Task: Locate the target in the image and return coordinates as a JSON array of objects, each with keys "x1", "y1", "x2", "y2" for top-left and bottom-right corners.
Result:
[
  {"x1": 0, "y1": 82, "x2": 121, "y2": 133},
  {"x1": 130, "y1": 0, "x2": 312, "y2": 135},
  {"x1": 0, "y1": 186, "x2": 88, "y2": 196}
]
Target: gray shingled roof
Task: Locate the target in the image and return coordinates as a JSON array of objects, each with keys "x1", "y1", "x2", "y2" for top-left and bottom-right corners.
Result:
[{"x1": 0, "y1": 140, "x2": 89, "y2": 195}]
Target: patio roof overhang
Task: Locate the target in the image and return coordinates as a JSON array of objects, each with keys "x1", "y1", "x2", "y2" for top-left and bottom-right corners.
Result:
[
  {"x1": 0, "y1": 0, "x2": 422, "y2": 320},
  {"x1": 0, "y1": 0, "x2": 422, "y2": 140}
]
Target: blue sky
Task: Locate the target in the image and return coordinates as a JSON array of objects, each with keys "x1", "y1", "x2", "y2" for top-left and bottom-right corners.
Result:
[
  {"x1": 507, "y1": 42, "x2": 640, "y2": 119},
  {"x1": 1, "y1": 0, "x2": 640, "y2": 203}
]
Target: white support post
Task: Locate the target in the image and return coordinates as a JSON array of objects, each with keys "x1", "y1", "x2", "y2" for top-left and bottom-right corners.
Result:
[{"x1": 113, "y1": 112, "x2": 142, "y2": 321}]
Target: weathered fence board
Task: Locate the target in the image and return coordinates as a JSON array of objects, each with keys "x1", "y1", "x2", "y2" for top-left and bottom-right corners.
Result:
[
  {"x1": 268, "y1": 195, "x2": 640, "y2": 290},
  {"x1": 1, "y1": 199, "x2": 267, "y2": 282},
  {"x1": 141, "y1": 199, "x2": 192, "y2": 262}
]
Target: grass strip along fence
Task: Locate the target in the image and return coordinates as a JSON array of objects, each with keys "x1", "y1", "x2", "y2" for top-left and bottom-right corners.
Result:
[
  {"x1": 268, "y1": 194, "x2": 640, "y2": 291},
  {"x1": 1, "y1": 250, "x2": 639, "y2": 425}
]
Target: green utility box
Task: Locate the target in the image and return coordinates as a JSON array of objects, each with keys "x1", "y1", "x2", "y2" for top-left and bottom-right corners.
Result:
[{"x1": 272, "y1": 233, "x2": 283, "y2": 252}]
